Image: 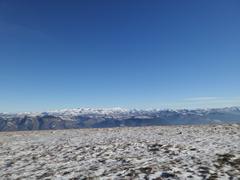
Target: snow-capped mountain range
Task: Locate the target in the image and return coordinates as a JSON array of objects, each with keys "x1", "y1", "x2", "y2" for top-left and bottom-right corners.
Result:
[{"x1": 0, "y1": 107, "x2": 240, "y2": 131}]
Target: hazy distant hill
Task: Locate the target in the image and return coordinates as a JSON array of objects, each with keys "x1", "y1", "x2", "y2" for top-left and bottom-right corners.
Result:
[{"x1": 0, "y1": 107, "x2": 240, "y2": 131}]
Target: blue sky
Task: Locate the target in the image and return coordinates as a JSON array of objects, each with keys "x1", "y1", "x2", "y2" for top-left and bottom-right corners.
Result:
[{"x1": 0, "y1": 0, "x2": 240, "y2": 112}]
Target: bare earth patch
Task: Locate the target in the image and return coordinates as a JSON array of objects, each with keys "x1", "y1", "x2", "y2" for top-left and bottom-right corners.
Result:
[{"x1": 0, "y1": 124, "x2": 240, "y2": 179}]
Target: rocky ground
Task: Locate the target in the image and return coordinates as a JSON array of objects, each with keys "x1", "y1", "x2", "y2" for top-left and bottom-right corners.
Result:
[{"x1": 0, "y1": 124, "x2": 240, "y2": 180}]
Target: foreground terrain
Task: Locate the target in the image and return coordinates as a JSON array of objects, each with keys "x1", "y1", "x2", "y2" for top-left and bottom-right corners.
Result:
[{"x1": 0, "y1": 124, "x2": 240, "y2": 179}]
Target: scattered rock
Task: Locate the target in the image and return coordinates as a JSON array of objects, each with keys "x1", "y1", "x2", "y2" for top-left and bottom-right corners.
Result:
[
  {"x1": 0, "y1": 125, "x2": 239, "y2": 179},
  {"x1": 161, "y1": 172, "x2": 175, "y2": 178}
]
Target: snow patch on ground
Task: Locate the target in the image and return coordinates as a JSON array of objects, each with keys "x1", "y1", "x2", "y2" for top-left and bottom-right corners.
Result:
[{"x1": 0, "y1": 124, "x2": 240, "y2": 179}]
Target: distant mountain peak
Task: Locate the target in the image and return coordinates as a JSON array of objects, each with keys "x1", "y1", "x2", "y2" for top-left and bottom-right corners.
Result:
[{"x1": 1, "y1": 106, "x2": 240, "y2": 131}]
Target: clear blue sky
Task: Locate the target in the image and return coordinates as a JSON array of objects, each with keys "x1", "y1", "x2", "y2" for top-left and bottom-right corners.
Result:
[{"x1": 0, "y1": 0, "x2": 240, "y2": 112}]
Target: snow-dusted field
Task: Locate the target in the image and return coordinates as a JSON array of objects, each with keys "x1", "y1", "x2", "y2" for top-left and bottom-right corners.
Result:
[{"x1": 0, "y1": 124, "x2": 240, "y2": 180}]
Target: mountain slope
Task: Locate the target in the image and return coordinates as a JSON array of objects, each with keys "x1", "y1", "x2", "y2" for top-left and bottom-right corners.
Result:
[{"x1": 0, "y1": 107, "x2": 240, "y2": 131}]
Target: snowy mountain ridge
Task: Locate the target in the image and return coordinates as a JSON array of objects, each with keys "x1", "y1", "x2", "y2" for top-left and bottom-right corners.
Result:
[
  {"x1": 0, "y1": 106, "x2": 240, "y2": 131},
  {"x1": 3, "y1": 106, "x2": 240, "y2": 116}
]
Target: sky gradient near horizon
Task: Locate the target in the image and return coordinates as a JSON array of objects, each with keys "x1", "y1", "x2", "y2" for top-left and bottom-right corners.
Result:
[{"x1": 0, "y1": 0, "x2": 240, "y2": 112}]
